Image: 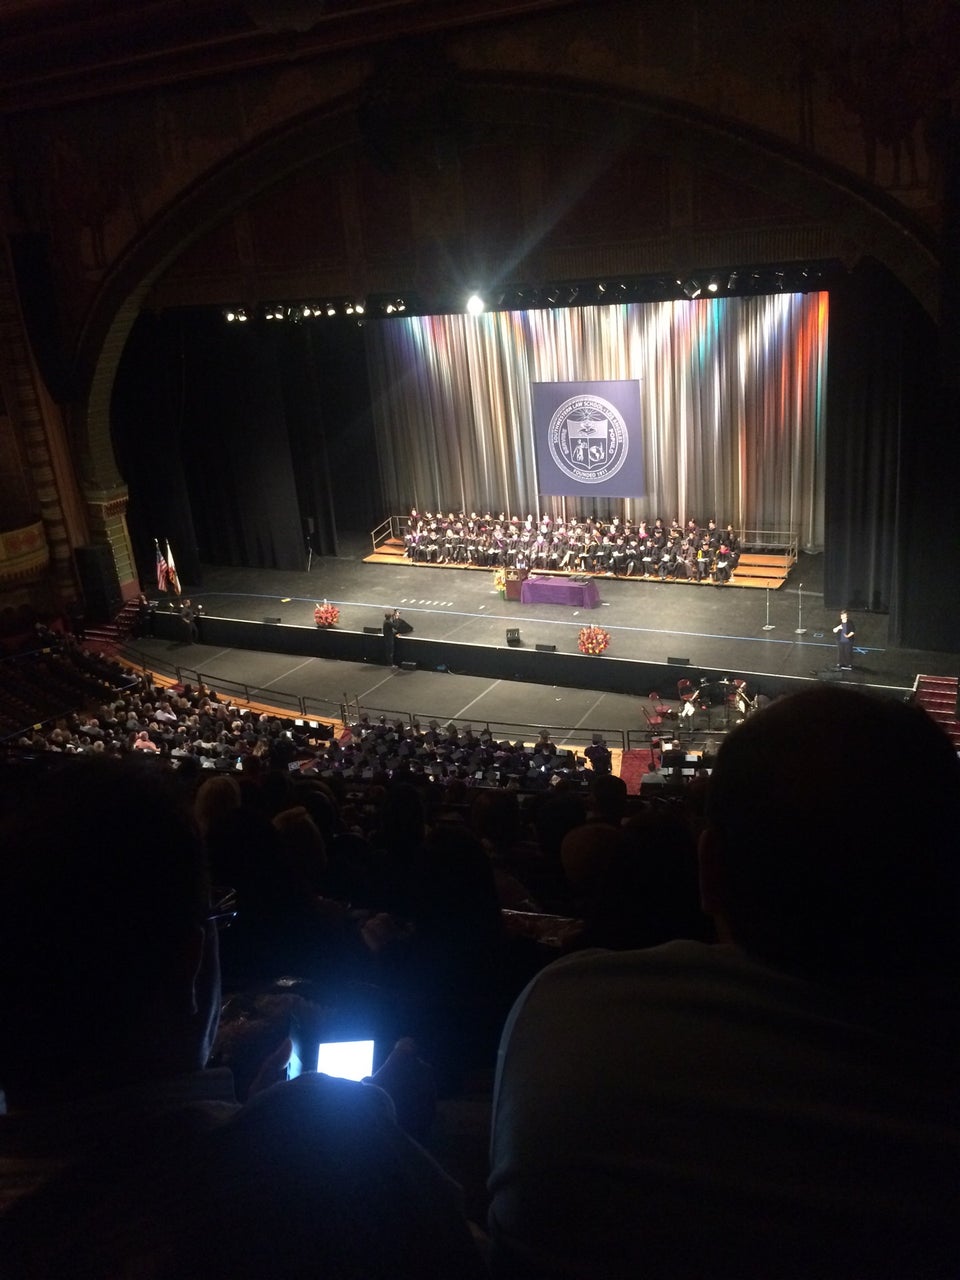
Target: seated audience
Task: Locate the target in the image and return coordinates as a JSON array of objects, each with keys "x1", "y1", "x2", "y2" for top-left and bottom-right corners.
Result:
[
  {"x1": 489, "y1": 687, "x2": 959, "y2": 1278},
  {"x1": 0, "y1": 758, "x2": 486, "y2": 1279}
]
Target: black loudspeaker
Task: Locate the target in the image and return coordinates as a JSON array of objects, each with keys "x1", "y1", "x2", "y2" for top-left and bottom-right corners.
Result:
[
  {"x1": 535, "y1": 642, "x2": 557, "y2": 653},
  {"x1": 400, "y1": 660, "x2": 417, "y2": 671},
  {"x1": 506, "y1": 628, "x2": 521, "y2": 646},
  {"x1": 262, "y1": 616, "x2": 282, "y2": 624},
  {"x1": 668, "y1": 655, "x2": 691, "y2": 666},
  {"x1": 74, "y1": 544, "x2": 122, "y2": 622},
  {"x1": 363, "y1": 626, "x2": 382, "y2": 635}
]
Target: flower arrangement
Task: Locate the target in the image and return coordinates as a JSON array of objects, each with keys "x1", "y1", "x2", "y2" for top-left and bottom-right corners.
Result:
[
  {"x1": 492, "y1": 567, "x2": 506, "y2": 594},
  {"x1": 578, "y1": 624, "x2": 610, "y2": 655},
  {"x1": 314, "y1": 600, "x2": 340, "y2": 627}
]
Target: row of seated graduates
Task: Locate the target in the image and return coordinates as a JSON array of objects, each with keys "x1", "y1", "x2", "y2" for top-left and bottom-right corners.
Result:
[
  {"x1": 0, "y1": 625, "x2": 139, "y2": 740},
  {"x1": 404, "y1": 507, "x2": 742, "y2": 579},
  {"x1": 312, "y1": 714, "x2": 595, "y2": 790}
]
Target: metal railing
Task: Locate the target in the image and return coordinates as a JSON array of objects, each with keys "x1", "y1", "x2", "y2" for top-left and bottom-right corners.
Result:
[
  {"x1": 120, "y1": 645, "x2": 344, "y2": 723},
  {"x1": 369, "y1": 516, "x2": 397, "y2": 553},
  {"x1": 741, "y1": 527, "x2": 799, "y2": 561},
  {"x1": 338, "y1": 694, "x2": 626, "y2": 751}
]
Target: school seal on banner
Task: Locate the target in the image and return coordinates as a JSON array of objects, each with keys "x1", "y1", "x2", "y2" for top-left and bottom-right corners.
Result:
[{"x1": 546, "y1": 394, "x2": 629, "y2": 484}]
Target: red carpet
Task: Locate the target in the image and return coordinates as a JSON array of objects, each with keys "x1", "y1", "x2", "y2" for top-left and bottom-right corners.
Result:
[{"x1": 619, "y1": 748, "x2": 658, "y2": 794}]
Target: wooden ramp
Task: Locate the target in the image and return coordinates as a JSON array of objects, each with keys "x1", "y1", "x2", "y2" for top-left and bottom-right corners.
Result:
[{"x1": 365, "y1": 539, "x2": 794, "y2": 589}]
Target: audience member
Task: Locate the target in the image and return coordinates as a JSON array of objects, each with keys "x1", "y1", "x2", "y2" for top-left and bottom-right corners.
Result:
[
  {"x1": 489, "y1": 687, "x2": 959, "y2": 1279},
  {"x1": 0, "y1": 759, "x2": 486, "y2": 1278}
]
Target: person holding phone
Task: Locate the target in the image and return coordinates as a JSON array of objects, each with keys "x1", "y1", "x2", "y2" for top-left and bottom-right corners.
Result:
[{"x1": 0, "y1": 760, "x2": 486, "y2": 1278}]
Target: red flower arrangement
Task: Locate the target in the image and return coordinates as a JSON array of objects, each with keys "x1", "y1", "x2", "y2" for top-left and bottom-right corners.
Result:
[
  {"x1": 314, "y1": 600, "x2": 340, "y2": 627},
  {"x1": 578, "y1": 624, "x2": 610, "y2": 655}
]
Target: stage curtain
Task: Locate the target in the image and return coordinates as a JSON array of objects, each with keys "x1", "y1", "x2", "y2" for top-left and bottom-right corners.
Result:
[
  {"x1": 824, "y1": 259, "x2": 942, "y2": 629},
  {"x1": 114, "y1": 311, "x2": 380, "y2": 583},
  {"x1": 366, "y1": 293, "x2": 827, "y2": 545}
]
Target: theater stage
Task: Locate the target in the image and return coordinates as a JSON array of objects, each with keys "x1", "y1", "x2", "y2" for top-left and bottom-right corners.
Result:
[{"x1": 131, "y1": 538, "x2": 956, "y2": 747}]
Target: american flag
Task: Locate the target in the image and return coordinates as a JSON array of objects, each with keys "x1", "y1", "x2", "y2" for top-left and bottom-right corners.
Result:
[
  {"x1": 155, "y1": 540, "x2": 168, "y2": 592},
  {"x1": 165, "y1": 539, "x2": 181, "y2": 597}
]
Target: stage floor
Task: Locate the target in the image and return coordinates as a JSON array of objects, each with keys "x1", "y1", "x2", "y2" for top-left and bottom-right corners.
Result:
[{"x1": 127, "y1": 540, "x2": 957, "y2": 740}]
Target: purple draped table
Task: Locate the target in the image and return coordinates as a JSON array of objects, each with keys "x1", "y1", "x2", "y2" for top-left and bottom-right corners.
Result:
[{"x1": 520, "y1": 576, "x2": 601, "y2": 608}]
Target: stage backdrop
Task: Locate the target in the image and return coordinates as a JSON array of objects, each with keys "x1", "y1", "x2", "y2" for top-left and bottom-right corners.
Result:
[
  {"x1": 366, "y1": 294, "x2": 827, "y2": 547},
  {"x1": 531, "y1": 380, "x2": 642, "y2": 498}
]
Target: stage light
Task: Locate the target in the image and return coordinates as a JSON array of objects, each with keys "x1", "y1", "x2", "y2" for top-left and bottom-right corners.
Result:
[
  {"x1": 326, "y1": 303, "x2": 336, "y2": 316},
  {"x1": 345, "y1": 303, "x2": 355, "y2": 315},
  {"x1": 224, "y1": 310, "x2": 236, "y2": 322},
  {"x1": 385, "y1": 302, "x2": 396, "y2": 314},
  {"x1": 682, "y1": 279, "x2": 702, "y2": 299},
  {"x1": 727, "y1": 272, "x2": 739, "y2": 290},
  {"x1": 355, "y1": 302, "x2": 365, "y2": 315},
  {"x1": 236, "y1": 308, "x2": 248, "y2": 322},
  {"x1": 707, "y1": 277, "x2": 719, "y2": 293},
  {"x1": 466, "y1": 293, "x2": 485, "y2": 315}
]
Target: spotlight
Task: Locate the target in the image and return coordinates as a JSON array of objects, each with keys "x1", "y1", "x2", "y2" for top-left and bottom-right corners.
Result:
[
  {"x1": 345, "y1": 303, "x2": 355, "y2": 315},
  {"x1": 546, "y1": 287, "x2": 560, "y2": 304},
  {"x1": 727, "y1": 272, "x2": 739, "y2": 290},
  {"x1": 355, "y1": 302, "x2": 365, "y2": 315},
  {"x1": 385, "y1": 302, "x2": 396, "y2": 314},
  {"x1": 224, "y1": 310, "x2": 236, "y2": 322},
  {"x1": 707, "y1": 277, "x2": 719, "y2": 294},
  {"x1": 466, "y1": 293, "x2": 485, "y2": 316},
  {"x1": 682, "y1": 279, "x2": 702, "y2": 300},
  {"x1": 326, "y1": 303, "x2": 336, "y2": 316},
  {"x1": 236, "y1": 308, "x2": 248, "y2": 322}
]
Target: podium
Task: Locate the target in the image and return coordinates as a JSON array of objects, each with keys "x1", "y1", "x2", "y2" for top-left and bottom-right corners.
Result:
[{"x1": 505, "y1": 567, "x2": 528, "y2": 601}]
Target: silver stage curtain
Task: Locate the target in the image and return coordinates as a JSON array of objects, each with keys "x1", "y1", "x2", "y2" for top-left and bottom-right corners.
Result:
[{"x1": 366, "y1": 292, "x2": 827, "y2": 547}]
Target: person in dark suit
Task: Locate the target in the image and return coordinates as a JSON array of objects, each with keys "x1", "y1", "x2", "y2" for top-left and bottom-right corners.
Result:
[
  {"x1": 382, "y1": 608, "x2": 412, "y2": 666},
  {"x1": 833, "y1": 610, "x2": 855, "y2": 668}
]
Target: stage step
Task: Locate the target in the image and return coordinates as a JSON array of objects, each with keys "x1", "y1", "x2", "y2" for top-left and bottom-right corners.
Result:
[
  {"x1": 364, "y1": 543, "x2": 794, "y2": 589},
  {"x1": 914, "y1": 673, "x2": 960, "y2": 747}
]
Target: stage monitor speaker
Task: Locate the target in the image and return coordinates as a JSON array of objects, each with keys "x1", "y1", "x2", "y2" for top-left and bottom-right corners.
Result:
[
  {"x1": 74, "y1": 544, "x2": 122, "y2": 623},
  {"x1": 262, "y1": 616, "x2": 282, "y2": 624},
  {"x1": 400, "y1": 660, "x2": 416, "y2": 671},
  {"x1": 535, "y1": 642, "x2": 557, "y2": 653},
  {"x1": 668, "y1": 655, "x2": 691, "y2": 666},
  {"x1": 506, "y1": 628, "x2": 521, "y2": 646},
  {"x1": 363, "y1": 625, "x2": 382, "y2": 635}
]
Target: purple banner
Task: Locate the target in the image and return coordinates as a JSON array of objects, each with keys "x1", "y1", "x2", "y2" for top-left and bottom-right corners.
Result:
[{"x1": 532, "y1": 380, "x2": 643, "y2": 498}]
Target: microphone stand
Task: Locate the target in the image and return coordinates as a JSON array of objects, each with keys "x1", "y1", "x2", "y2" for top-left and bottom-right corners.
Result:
[{"x1": 794, "y1": 582, "x2": 807, "y2": 635}]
